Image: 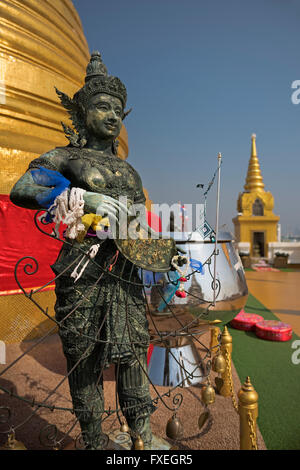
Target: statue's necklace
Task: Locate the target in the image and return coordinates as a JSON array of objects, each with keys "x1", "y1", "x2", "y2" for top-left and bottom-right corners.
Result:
[{"x1": 70, "y1": 148, "x2": 121, "y2": 175}]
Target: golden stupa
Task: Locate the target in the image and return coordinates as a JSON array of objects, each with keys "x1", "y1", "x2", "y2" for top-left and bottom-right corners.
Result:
[
  {"x1": 232, "y1": 134, "x2": 280, "y2": 258},
  {"x1": 0, "y1": 0, "x2": 131, "y2": 342},
  {"x1": 0, "y1": 0, "x2": 129, "y2": 194}
]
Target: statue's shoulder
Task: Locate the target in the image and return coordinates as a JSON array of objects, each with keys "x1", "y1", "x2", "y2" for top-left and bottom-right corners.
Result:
[
  {"x1": 121, "y1": 158, "x2": 139, "y2": 174},
  {"x1": 27, "y1": 146, "x2": 72, "y2": 172}
]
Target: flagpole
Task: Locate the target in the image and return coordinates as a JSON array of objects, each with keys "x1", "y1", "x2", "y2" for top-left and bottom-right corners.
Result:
[{"x1": 213, "y1": 152, "x2": 222, "y2": 306}]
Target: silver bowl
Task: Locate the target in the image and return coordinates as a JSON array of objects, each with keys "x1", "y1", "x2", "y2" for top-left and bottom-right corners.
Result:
[{"x1": 142, "y1": 231, "x2": 248, "y2": 344}]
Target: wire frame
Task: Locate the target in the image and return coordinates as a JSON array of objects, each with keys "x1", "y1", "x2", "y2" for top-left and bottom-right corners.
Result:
[{"x1": 0, "y1": 209, "x2": 221, "y2": 450}]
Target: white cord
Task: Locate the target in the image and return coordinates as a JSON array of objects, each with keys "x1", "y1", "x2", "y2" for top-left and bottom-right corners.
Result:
[
  {"x1": 70, "y1": 243, "x2": 101, "y2": 282},
  {"x1": 48, "y1": 188, "x2": 102, "y2": 282},
  {"x1": 50, "y1": 187, "x2": 86, "y2": 239}
]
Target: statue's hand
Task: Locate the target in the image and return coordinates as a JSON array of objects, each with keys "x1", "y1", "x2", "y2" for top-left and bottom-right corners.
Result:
[
  {"x1": 96, "y1": 194, "x2": 129, "y2": 225},
  {"x1": 83, "y1": 192, "x2": 131, "y2": 234},
  {"x1": 84, "y1": 192, "x2": 157, "y2": 238},
  {"x1": 83, "y1": 192, "x2": 159, "y2": 239}
]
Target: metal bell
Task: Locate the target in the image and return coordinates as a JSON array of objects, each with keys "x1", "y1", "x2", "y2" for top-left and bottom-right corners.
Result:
[
  {"x1": 134, "y1": 435, "x2": 144, "y2": 450},
  {"x1": 166, "y1": 414, "x2": 184, "y2": 440},
  {"x1": 120, "y1": 422, "x2": 130, "y2": 433},
  {"x1": 0, "y1": 432, "x2": 26, "y2": 450},
  {"x1": 212, "y1": 353, "x2": 226, "y2": 374},
  {"x1": 201, "y1": 384, "x2": 216, "y2": 405}
]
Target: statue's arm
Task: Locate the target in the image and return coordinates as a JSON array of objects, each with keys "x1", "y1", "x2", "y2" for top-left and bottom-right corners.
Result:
[
  {"x1": 10, "y1": 150, "x2": 144, "y2": 225},
  {"x1": 10, "y1": 172, "x2": 109, "y2": 214},
  {"x1": 10, "y1": 171, "x2": 52, "y2": 210},
  {"x1": 10, "y1": 149, "x2": 67, "y2": 210}
]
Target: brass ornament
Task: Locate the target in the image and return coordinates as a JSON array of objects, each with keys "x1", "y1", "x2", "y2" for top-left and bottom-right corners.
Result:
[
  {"x1": 210, "y1": 326, "x2": 221, "y2": 351},
  {"x1": 134, "y1": 435, "x2": 144, "y2": 450},
  {"x1": 201, "y1": 384, "x2": 216, "y2": 405},
  {"x1": 212, "y1": 352, "x2": 226, "y2": 374},
  {"x1": 238, "y1": 376, "x2": 259, "y2": 406},
  {"x1": 0, "y1": 432, "x2": 26, "y2": 450},
  {"x1": 166, "y1": 414, "x2": 184, "y2": 440},
  {"x1": 120, "y1": 422, "x2": 130, "y2": 433},
  {"x1": 218, "y1": 326, "x2": 233, "y2": 398},
  {"x1": 198, "y1": 410, "x2": 210, "y2": 430},
  {"x1": 238, "y1": 377, "x2": 259, "y2": 450}
]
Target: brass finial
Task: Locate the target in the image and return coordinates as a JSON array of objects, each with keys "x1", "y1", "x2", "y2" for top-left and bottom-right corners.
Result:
[
  {"x1": 210, "y1": 326, "x2": 221, "y2": 351},
  {"x1": 238, "y1": 376, "x2": 259, "y2": 405},
  {"x1": 216, "y1": 326, "x2": 233, "y2": 397},
  {"x1": 244, "y1": 134, "x2": 265, "y2": 192},
  {"x1": 221, "y1": 325, "x2": 232, "y2": 345},
  {"x1": 251, "y1": 134, "x2": 257, "y2": 156},
  {"x1": 245, "y1": 376, "x2": 252, "y2": 388},
  {"x1": 238, "y1": 376, "x2": 259, "y2": 450}
]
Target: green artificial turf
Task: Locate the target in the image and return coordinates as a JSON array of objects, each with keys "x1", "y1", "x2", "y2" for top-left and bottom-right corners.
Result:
[
  {"x1": 229, "y1": 293, "x2": 300, "y2": 450},
  {"x1": 277, "y1": 268, "x2": 300, "y2": 272}
]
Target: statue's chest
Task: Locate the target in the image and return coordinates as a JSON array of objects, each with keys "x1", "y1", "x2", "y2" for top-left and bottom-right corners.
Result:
[{"x1": 64, "y1": 153, "x2": 137, "y2": 198}]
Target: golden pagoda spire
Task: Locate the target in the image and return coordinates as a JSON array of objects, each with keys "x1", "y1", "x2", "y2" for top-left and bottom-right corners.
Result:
[{"x1": 244, "y1": 134, "x2": 265, "y2": 192}]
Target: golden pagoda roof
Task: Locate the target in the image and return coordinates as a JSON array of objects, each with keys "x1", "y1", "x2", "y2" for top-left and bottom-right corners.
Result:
[
  {"x1": 244, "y1": 134, "x2": 265, "y2": 192},
  {"x1": 0, "y1": 0, "x2": 130, "y2": 195}
]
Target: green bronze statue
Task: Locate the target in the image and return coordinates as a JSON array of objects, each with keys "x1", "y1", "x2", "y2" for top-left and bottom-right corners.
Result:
[{"x1": 10, "y1": 51, "x2": 181, "y2": 450}]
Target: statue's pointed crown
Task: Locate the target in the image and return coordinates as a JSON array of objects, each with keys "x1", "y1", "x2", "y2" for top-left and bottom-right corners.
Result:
[
  {"x1": 85, "y1": 51, "x2": 108, "y2": 81},
  {"x1": 74, "y1": 51, "x2": 127, "y2": 108}
]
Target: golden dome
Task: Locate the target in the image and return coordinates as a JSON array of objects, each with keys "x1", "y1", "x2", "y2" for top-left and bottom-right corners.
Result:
[
  {"x1": 0, "y1": 0, "x2": 129, "y2": 343},
  {"x1": 0, "y1": 0, "x2": 128, "y2": 194}
]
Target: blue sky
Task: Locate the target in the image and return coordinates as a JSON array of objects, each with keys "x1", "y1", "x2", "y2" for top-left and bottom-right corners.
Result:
[{"x1": 73, "y1": 0, "x2": 300, "y2": 236}]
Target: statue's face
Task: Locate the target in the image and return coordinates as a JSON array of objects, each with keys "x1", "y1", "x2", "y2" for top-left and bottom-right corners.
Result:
[{"x1": 85, "y1": 93, "x2": 123, "y2": 140}]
